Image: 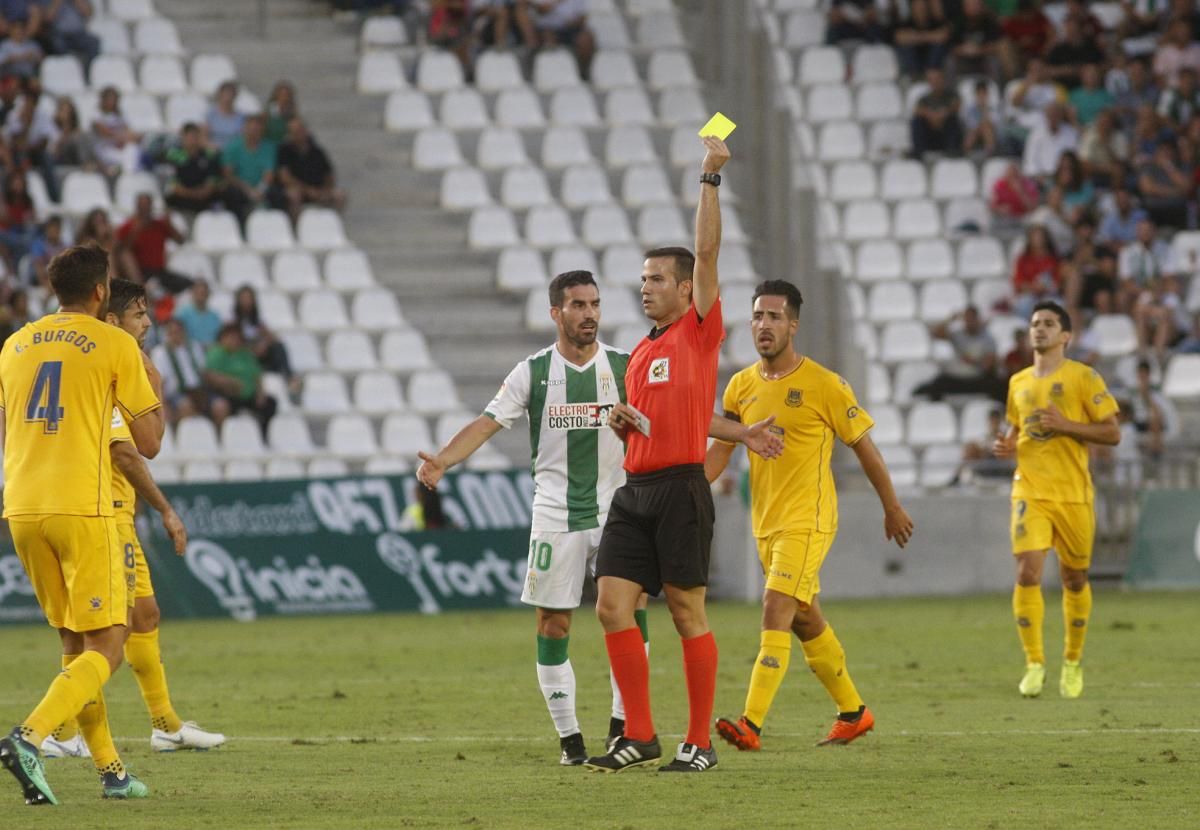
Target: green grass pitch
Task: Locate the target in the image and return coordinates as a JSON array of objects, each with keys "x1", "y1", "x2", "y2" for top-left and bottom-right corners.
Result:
[{"x1": 0, "y1": 591, "x2": 1197, "y2": 828}]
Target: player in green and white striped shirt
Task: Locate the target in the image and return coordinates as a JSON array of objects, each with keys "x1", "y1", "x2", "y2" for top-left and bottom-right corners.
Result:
[{"x1": 417, "y1": 270, "x2": 782, "y2": 765}]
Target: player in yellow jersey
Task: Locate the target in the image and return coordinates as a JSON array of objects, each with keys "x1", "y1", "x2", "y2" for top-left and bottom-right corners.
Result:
[
  {"x1": 705, "y1": 280, "x2": 914, "y2": 751},
  {"x1": 42, "y1": 280, "x2": 223, "y2": 760},
  {"x1": 0, "y1": 245, "x2": 164, "y2": 805},
  {"x1": 993, "y1": 301, "x2": 1119, "y2": 699}
]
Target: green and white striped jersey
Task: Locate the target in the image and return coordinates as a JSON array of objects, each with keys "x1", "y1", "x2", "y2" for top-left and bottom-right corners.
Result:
[{"x1": 485, "y1": 343, "x2": 629, "y2": 532}]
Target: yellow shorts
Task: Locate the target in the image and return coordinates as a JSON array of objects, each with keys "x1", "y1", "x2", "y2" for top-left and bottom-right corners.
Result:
[
  {"x1": 117, "y1": 522, "x2": 155, "y2": 600},
  {"x1": 755, "y1": 529, "x2": 835, "y2": 604},
  {"x1": 1011, "y1": 498, "x2": 1095, "y2": 569},
  {"x1": 9, "y1": 515, "x2": 132, "y2": 631}
]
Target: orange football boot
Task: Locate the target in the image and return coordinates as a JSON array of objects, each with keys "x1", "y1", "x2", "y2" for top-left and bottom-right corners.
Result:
[
  {"x1": 816, "y1": 706, "x2": 875, "y2": 746},
  {"x1": 715, "y1": 716, "x2": 761, "y2": 752}
]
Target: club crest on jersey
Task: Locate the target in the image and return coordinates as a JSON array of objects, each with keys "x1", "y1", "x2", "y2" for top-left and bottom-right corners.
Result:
[
  {"x1": 1051, "y1": 383, "x2": 1064, "y2": 398},
  {"x1": 648, "y1": 357, "x2": 670, "y2": 384},
  {"x1": 600, "y1": 374, "x2": 613, "y2": 396},
  {"x1": 785, "y1": 388, "x2": 803, "y2": 407}
]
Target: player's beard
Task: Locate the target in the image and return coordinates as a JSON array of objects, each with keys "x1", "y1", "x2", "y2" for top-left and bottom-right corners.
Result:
[
  {"x1": 565, "y1": 320, "x2": 598, "y2": 349},
  {"x1": 756, "y1": 335, "x2": 787, "y2": 360}
]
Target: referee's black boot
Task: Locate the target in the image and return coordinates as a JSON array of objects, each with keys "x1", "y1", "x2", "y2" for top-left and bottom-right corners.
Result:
[{"x1": 583, "y1": 735, "x2": 661, "y2": 773}]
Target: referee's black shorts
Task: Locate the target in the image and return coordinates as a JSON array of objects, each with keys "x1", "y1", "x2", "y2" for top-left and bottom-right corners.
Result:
[{"x1": 596, "y1": 463, "x2": 714, "y2": 596}]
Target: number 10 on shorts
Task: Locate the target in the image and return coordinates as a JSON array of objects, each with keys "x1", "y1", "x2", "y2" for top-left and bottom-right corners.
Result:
[{"x1": 528, "y1": 540, "x2": 553, "y2": 571}]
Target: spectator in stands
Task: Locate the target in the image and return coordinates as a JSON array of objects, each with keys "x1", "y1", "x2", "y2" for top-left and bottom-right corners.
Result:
[
  {"x1": 949, "y1": 0, "x2": 1011, "y2": 81},
  {"x1": 1111, "y1": 57, "x2": 1161, "y2": 129},
  {"x1": 1078, "y1": 109, "x2": 1129, "y2": 185},
  {"x1": 91, "y1": 86, "x2": 140, "y2": 176},
  {"x1": 0, "y1": 169, "x2": 36, "y2": 265},
  {"x1": 1069, "y1": 63, "x2": 1114, "y2": 126},
  {"x1": 28, "y1": 213, "x2": 64, "y2": 292},
  {"x1": 1060, "y1": 216, "x2": 1100, "y2": 306},
  {"x1": 177, "y1": 278, "x2": 222, "y2": 346},
  {"x1": 73, "y1": 205, "x2": 112, "y2": 249},
  {"x1": 265, "y1": 80, "x2": 298, "y2": 144},
  {"x1": 1021, "y1": 101, "x2": 1078, "y2": 177},
  {"x1": 1120, "y1": 0, "x2": 1165, "y2": 43},
  {"x1": 6, "y1": 89, "x2": 53, "y2": 174},
  {"x1": 1006, "y1": 57, "x2": 1064, "y2": 139},
  {"x1": 963, "y1": 79, "x2": 1000, "y2": 155},
  {"x1": 1153, "y1": 17, "x2": 1200, "y2": 88},
  {"x1": 1045, "y1": 17, "x2": 1106, "y2": 90},
  {"x1": 1004, "y1": 327, "x2": 1034, "y2": 374},
  {"x1": 204, "y1": 322, "x2": 277, "y2": 436},
  {"x1": 1175, "y1": 311, "x2": 1200, "y2": 352},
  {"x1": 0, "y1": 18, "x2": 42, "y2": 79},
  {"x1": 1098, "y1": 186, "x2": 1149, "y2": 244},
  {"x1": 276, "y1": 116, "x2": 345, "y2": 220},
  {"x1": 1136, "y1": 138, "x2": 1193, "y2": 228},
  {"x1": 1129, "y1": 359, "x2": 1176, "y2": 455},
  {"x1": 165, "y1": 122, "x2": 246, "y2": 218},
  {"x1": 991, "y1": 161, "x2": 1040, "y2": 219},
  {"x1": 1134, "y1": 275, "x2": 1188, "y2": 361},
  {"x1": 206, "y1": 80, "x2": 244, "y2": 150},
  {"x1": 1002, "y1": 0, "x2": 1055, "y2": 68},
  {"x1": 49, "y1": 95, "x2": 93, "y2": 171},
  {"x1": 222, "y1": 113, "x2": 278, "y2": 215},
  {"x1": 151, "y1": 317, "x2": 211, "y2": 424},
  {"x1": 914, "y1": 306, "x2": 1006, "y2": 401},
  {"x1": 1026, "y1": 185, "x2": 1076, "y2": 252},
  {"x1": 115, "y1": 193, "x2": 193, "y2": 294},
  {"x1": 529, "y1": 0, "x2": 595, "y2": 81},
  {"x1": 0, "y1": 1, "x2": 41, "y2": 32},
  {"x1": 955, "y1": 407, "x2": 1014, "y2": 484},
  {"x1": 231, "y1": 284, "x2": 297, "y2": 393},
  {"x1": 1118, "y1": 217, "x2": 1177, "y2": 306},
  {"x1": 1157, "y1": 66, "x2": 1200, "y2": 129},
  {"x1": 1062, "y1": 0, "x2": 1103, "y2": 41},
  {"x1": 893, "y1": 0, "x2": 950, "y2": 79},
  {"x1": 37, "y1": 0, "x2": 99, "y2": 68},
  {"x1": 1073, "y1": 243, "x2": 1120, "y2": 314},
  {"x1": 1012, "y1": 223, "x2": 1062, "y2": 317},
  {"x1": 825, "y1": 0, "x2": 884, "y2": 45},
  {"x1": 428, "y1": 0, "x2": 475, "y2": 79},
  {"x1": 910, "y1": 66, "x2": 962, "y2": 158},
  {"x1": 1053, "y1": 151, "x2": 1094, "y2": 222},
  {"x1": 0, "y1": 288, "x2": 30, "y2": 348}
]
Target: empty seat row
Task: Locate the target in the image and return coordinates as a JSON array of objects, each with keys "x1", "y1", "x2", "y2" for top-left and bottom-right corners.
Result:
[
  {"x1": 826, "y1": 158, "x2": 984, "y2": 202},
  {"x1": 833, "y1": 198, "x2": 990, "y2": 243},
  {"x1": 187, "y1": 209, "x2": 348, "y2": 253},
  {"x1": 385, "y1": 83, "x2": 708, "y2": 132},
  {"x1": 281, "y1": 329, "x2": 433, "y2": 375},
  {"x1": 300, "y1": 370, "x2": 461, "y2": 417},
  {"x1": 852, "y1": 237, "x2": 1008, "y2": 282},
  {"x1": 42, "y1": 52, "x2": 237, "y2": 97},
  {"x1": 795, "y1": 44, "x2": 897, "y2": 86},
  {"x1": 169, "y1": 246, "x2": 377, "y2": 292},
  {"x1": 495, "y1": 241, "x2": 758, "y2": 291},
  {"x1": 188, "y1": 287, "x2": 406, "y2": 334}
]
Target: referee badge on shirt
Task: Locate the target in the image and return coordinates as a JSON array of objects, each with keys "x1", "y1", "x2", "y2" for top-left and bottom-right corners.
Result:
[
  {"x1": 648, "y1": 357, "x2": 670, "y2": 384},
  {"x1": 785, "y1": 388, "x2": 803, "y2": 407}
]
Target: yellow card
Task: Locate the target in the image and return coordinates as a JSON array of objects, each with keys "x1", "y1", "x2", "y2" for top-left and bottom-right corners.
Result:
[{"x1": 698, "y1": 112, "x2": 736, "y2": 141}]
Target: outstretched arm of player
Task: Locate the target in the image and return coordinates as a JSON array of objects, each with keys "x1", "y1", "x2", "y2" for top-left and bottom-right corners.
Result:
[
  {"x1": 1033, "y1": 406, "x2": 1120, "y2": 446},
  {"x1": 850, "y1": 434, "x2": 914, "y2": 548},
  {"x1": 417, "y1": 414, "x2": 504, "y2": 490},
  {"x1": 707, "y1": 413, "x2": 782, "y2": 459},
  {"x1": 127, "y1": 411, "x2": 163, "y2": 459},
  {"x1": 111, "y1": 440, "x2": 187, "y2": 555},
  {"x1": 692, "y1": 135, "x2": 730, "y2": 318}
]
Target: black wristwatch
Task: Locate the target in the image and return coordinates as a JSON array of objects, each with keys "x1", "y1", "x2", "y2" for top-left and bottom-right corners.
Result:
[{"x1": 700, "y1": 172, "x2": 721, "y2": 187}]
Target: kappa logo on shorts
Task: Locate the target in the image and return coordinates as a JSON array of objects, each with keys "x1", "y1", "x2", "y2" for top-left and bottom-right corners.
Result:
[{"x1": 648, "y1": 357, "x2": 670, "y2": 384}]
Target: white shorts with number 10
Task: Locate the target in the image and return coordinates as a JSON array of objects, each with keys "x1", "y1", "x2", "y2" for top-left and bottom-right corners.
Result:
[{"x1": 521, "y1": 528, "x2": 603, "y2": 609}]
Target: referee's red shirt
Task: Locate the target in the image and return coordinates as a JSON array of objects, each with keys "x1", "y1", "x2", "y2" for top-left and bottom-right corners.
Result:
[{"x1": 624, "y1": 297, "x2": 725, "y2": 474}]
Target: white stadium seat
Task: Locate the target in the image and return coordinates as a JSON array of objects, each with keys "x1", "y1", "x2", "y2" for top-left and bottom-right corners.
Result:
[
  {"x1": 166, "y1": 92, "x2": 208, "y2": 131},
  {"x1": 867, "y1": 120, "x2": 910, "y2": 158},
  {"x1": 867, "y1": 282, "x2": 917, "y2": 323},
  {"x1": 582, "y1": 205, "x2": 635, "y2": 247},
  {"x1": 416, "y1": 50, "x2": 464, "y2": 93},
  {"x1": 497, "y1": 246, "x2": 548, "y2": 292},
  {"x1": 114, "y1": 171, "x2": 158, "y2": 214},
  {"x1": 920, "y1": 280, "x2": 969, "y2": 321},
  {"x1": 893, "y1": 200, "x2": 941, "y2": 240},
  {"x1": 90, "y1": 18, "x2": 132, "y2": 56},
  {"x1": 358, "y1": 52, "x2": 407, "y2": 94},
  {"x1": 190, "y1": 54, "x2": 238, "y2": 95},
  {"x1": 221, "y1": 415, "x2": 266, "y2": 458},
  {"x1": 297, "y1": 290, "x2": 350, "y2": 332},
  {"x1": 621, "y1": 164, "x2": 674, "y2": 208},
  {"x1": 495, "y1": 88, "x2": 547, "y2": 129},
  {"x1": 407, "y1": 370, "x2": 461, "y2": 415},
  {"x1": 657, "y1": 87, "x2": 707, "y2": 126},
  {"x1": 440, "y1": 166, "x2": 492, "y2": 211},
  {"x1": 61, "y1": 172, "x2": 110, "y2": 215},
  {"x1": 817, "y1": 121, "x2": 865, "y2": 161},
  {"x1": 361, "y1": 16, "x2": 407, "y2": 49},
  {"x1": 806, "y1": 84, "x2": 853, "y2": 123},
  {"x1": 605, "y1": 125, "x2": 658, "y2": 168},
  {"x1": 246, "y1": 210, "x2": 296, "y2": 253},
  {"x1": 89, "y1": 55, "x2": 136, "y2": 92},
  {"x1": 267, "y1": 414, "x2": 316, "y2": 457},
  {"x1": 354, "y1": 371, "x2": 406, "y2": 414},
  {"x1": 469, "y1": 206, "x2": 521, "y2": 250},
  {"x1": 281, "y1": 331, "x2": 323, "y2": 373},
  {"x1": 265, "y1": 458, "x2": 306, "y2": 479},
  {"x1": 561, "y1": 165, "x2": 614, "y2": 209},
  {"x1": 385, "y1": 90, "x2": 435, "y2": 132},
  {"x1": 297, "y1": 209, "x2": 348, "y2": 250},
  {"x1": 866, "y1": 363, "x2": 892, "y2": 405},
  {"x1": 42, "y1": 55, "x2": 86, "y2": 95},
  {"x1": 541, "y1": 126, "x2": 594, "y2": 169},
  {"x1": 880, "y1": 320, "x2": 931, "y2": 362},
  {"x1": 120, "y1": 93, "x2": 164, "y2": 132},
  {"x1": 604, "y1": 87, "x2": 655, "y2": 126},
  {"x1": 176, "y1": 417, "x2": 220, "y2": 459},
  {"x1": 326, "y1": 330, "x2": 377, "y2": 372},
  {"x1": 957, "y1": 236, "x2": 1007, "y2": 280},
  {"x1": 382, "y1": 413, "x2": 433, "y2": 457},
  {"x1": 413, "y1": 127, "x2": 464, "y2": 170},
  {"x1": 308, "y1": 459, "x2": 350, "y2": 479},
  {"x1": 524, "y1": 205, "x2": 577, "y2": 248},
  {"x1": 870, "y1": 404, "x2": 904, "y2": 445},
  {"x1": 842, "y1": 201, "x2": 890, "y2": 241},
  {"x1": 325, "y1": 249, "x2": 376, "y2": 290},
  {"x1": 218, "y1": 250, "x2": 269, "y2": 290},
  {"x1": 637, "y1": 205, "x2": 688, "y2": 246},
  {"x1": 549, "y1": 87, "x2": 601, "y2": 127},
  {"x1": 475, "y1": 50, "x2": 524, "y2": 92},
  {"x1": 169, "y1": 247, "x2": 215, "y2": 283},
  {"x1": 380, "y1": 329, "x2": 434, "y2": 373},
  {"x1": 637, "y1": 12, "x2": 686, "y2": 48},
  {"x1": 905, "y1": 239, "x2": 954, "y2": 281},
  {"x1": 139, "y1": 55, "x2": 188, "y2": 95},
  {"x1": 930, "y1": 158, "x2": 979, "y2": 199},
  {"x1": 892, "y1": 361, "x2": 939, "y2": 404},
  {"x1": 110, "y1": 0, "x2": 157, "y2": 21},
  {"x1": 327, "y1": 414, "x2": 380, "y2": 459},
  {"x1": 592, "y1": 51, "x2": 640, "y2": 91},
  {"x1": 1163, "y1": 354, "x2": 1200, "y2": 400},
  {"x1": 856, "y1": 83, "x2": 904, "y2": 121},
  {"x1": 440, "y1": 88, "x2": 489, "y2": 129},
  {"x1": 500, "y1": 166, "x2": 553, "y2": 209},
  {"x1": 784, "y1": 10, "x2": 824, "y2": 48},
  {"x1": 797, "y1": 46, "x2": 845, "y2": 85},
  {"x1": 192, "y1": 211, "x2": 243, "y2": 253},
  {"x1": 302, "y1": 372, "x2": 352, "y2": 415},
  {"x1": 647, "y1": 51, "x2": 698, "y2": 89},
  {"x1": 880, "y1": 159, "x2": 928, "y2": 201},
  {"x1": 920, "y1": 444, "x2": 963, "y2": 488},
  {"x1": 477, "y1": 127, "x2": 530, "y2": 169},
  {"x1": 907, "y1": 402, "x2": 958, "y2": 447},
  {"x1": 351, "y1": 289, "x2": 405, "y2": 331},
  {"x1": 549, "y1": 245, "x2": 597, "y2": 276},
  {"x1": 1088, "y1": 314, "x2": 1138, "y2": 357},
  {"x1": 830, "y1": 161, "x2": 877, "y2": 203}
]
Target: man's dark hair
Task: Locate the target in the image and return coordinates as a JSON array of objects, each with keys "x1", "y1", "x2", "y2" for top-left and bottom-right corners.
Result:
[
  {"x1": 548, "y1": 270, "x2": 597, "y2": 307},
  {"x1": 48, "y1": 244, "x2": 109, "y2": 306},
  {"x1": 1032, "y1": 300, "x2": 1072, "y2": 332},
  {"x1": 218, "y1": 322, "x2": 242, "y2": 341},
  {"x1": 751, "y1": 279, "x2": 804, "y2": 319},
  {"x1": 181, "y1": 122, "x2": 200, "y2": 136},
  {"x1": 643, "y1": 246, "x2": 696, "y2": 284},
  {"x1": 108, "y1": 278, "x2": 146, "y2": 317}
]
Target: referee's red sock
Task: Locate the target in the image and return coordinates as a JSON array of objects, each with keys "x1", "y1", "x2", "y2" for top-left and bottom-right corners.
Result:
[
  {"x1": 682, "y1": 631, "x2": 718, "y2": 748},
  {"x1": 605, "y1": 627, "x2": 655, "y2": 742}
]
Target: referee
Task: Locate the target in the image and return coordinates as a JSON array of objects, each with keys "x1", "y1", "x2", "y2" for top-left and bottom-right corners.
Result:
[{"x1": 584, "y1": 135, "x2": 730, "y2": 774}]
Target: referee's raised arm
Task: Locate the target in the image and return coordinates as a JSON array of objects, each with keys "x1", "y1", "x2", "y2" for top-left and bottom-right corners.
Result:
[{"x1": 693, "y1": 135, "x2": 730, "y2": 318}]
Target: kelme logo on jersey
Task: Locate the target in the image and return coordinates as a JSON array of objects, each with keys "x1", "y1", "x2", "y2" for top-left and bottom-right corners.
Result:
[
  {"x1": 648, "y1": 357, "x2": 670, "y2": 383},
  {"x1": 786, "y1": 388, "x2": 803, "y2": 407},
  {"x1": 547, "y1": 402, "x2": 614, "y2": 430}
]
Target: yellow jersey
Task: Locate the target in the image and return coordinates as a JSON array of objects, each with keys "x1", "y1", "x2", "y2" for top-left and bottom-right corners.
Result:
[
  {"x1": 111, "y1": 407, "x2": 136, "y2": 522},
  {"x1": 0, "y1": 312, "x2": 160, "y2": 518},
  {"x1": 722, "y1": 357, "x2": 874, "y2": 537},
  {"x1": 1006, "y1": 359, "x2": 1119, "y2": 504}
]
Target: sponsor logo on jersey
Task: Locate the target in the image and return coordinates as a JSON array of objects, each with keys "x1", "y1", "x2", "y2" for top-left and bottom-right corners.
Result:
[
  {"x1": 539, "y1": 379, "x2": 566, "y2": 386},
  {"x1": 768, "y1": 424, "x2": 784, "y2": 436},
  {"x1": 648, "y1": 357, "x2": 669, "y2": 384},
  {"x1": 1023, "y1": 414, "x2": 1052, "y2": 441},
  {"x1": 547, "y1": 402, "x2": 614, "y2": 430},
  {"x1": 786, "y1": 388, "x2": 803, "y2": 407}
]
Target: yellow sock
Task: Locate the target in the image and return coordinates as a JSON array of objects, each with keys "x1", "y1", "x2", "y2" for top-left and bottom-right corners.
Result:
[
  {"x1": 51, "y1": 654, "x2": 81, "y2": 742},
  {"x1": 801, "y1": 625, "x2": 863, "y2": 715},
  {"x1": 1013, "y1": 584, "x2": 1045, "y2": 665},
  {"x1": 1063, "y1": 583, "x2": 1092, "y2": 662},
  {"x1": 125, "y1": 628, "x2": 183, "y2": 733},
  {"x1": 743, "y1": 629, "x2": 792, "y2": 729},
  {"x1": 77, "y1": 685, "x2": 123, "y2": 777},
  {"x1": 22, "y1": 651, "x2": 110, "y2": 747}
]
